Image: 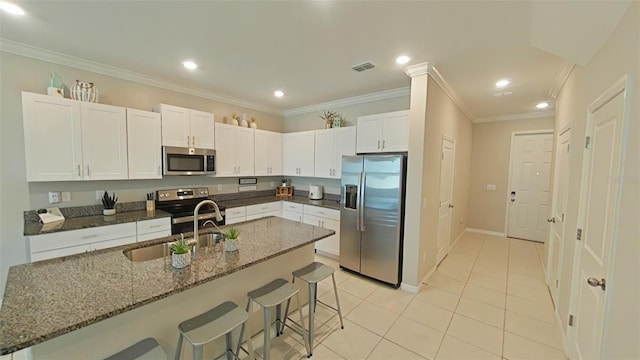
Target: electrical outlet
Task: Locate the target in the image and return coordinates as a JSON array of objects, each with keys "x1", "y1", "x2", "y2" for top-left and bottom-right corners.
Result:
[
  {"x1": 270, "y1": 181, "x2": 275, "y2": 188},
  {"x1": 61, "y1": 192, "x2": 71, "y2": 202},
  {"x1": 217, "y1": 184, "x2": 223, "y2": 191},
  {"x1": 48, "y1": 192, "x2": 60, "y2": 204},
  {"x1": 96, "y1": 191, "x2": 104, "y2": 201}
]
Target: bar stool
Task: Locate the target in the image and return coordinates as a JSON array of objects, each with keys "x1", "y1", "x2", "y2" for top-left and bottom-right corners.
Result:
[
  {"x1": 282, "y1": 262, "x2": 344, "y2": 355},
  {"x1": 104, "y1": 338, "x2": 166, "y2": 360},
  {"x1": 239, "y1": 278, "x2": 310, "y2": 360},
  {"x1": 174, "y1": 301, "x2": 254, "y2": 360}
]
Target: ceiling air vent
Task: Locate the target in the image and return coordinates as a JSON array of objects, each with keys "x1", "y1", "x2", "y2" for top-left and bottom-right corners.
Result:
[{"x1": 352, "y1": 62, "x2": 376, "y2": 72}]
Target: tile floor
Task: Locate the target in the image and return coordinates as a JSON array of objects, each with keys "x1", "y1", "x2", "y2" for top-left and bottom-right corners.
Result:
[{"x1": 253, "y1": 231, "x2": 566, "y2": 360}]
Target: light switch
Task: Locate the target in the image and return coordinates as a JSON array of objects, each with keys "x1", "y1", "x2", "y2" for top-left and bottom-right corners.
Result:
[{"x1": 486, "y1": 184, "x2": 497, "y2": 191}]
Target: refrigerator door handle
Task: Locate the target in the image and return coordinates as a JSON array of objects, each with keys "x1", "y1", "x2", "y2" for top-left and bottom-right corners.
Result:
[
  {"x1": 356, "y1": 172, "x2": 362, "y2": 231},
  {"x1": 359, "y1": 172, "x2": 366, "y2": 231}
]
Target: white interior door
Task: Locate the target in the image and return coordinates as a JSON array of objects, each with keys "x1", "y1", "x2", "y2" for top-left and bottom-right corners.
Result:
[
  {"x1": 569, "y1": 83, "x2": 627, "y2": 360},
  {"x1": 548, "y1": 127, "x2": 571, "y2": 303},
  {"x1": 436, "y1": 137, "x2": 455, "y2": 264},
  {"x1": 508, "y1": 133, "x2": 553, "y2": 242}
]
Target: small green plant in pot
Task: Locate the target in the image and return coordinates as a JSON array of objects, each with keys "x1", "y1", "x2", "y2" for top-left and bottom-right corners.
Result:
[
  {"x1": 169, "y1": 238, "x2": 192, "y2": 269},
  {"x1": 224, "y1": 227, "x2": 239, "y2": 252},
  {"x1": 102, "y1": 191, "x2": 118, "y2": 216}
]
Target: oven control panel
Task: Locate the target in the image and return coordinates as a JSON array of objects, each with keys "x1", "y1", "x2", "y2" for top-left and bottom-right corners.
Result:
[{"x1": 157, "y1": 188, "x2": 210, "y2": 201}]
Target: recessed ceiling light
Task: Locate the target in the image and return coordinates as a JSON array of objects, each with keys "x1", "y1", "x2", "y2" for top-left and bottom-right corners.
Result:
[
  {"x1": 274, "y1": 90, "x2": 284, "y2": 98},
  {"x1": 0, "y1": 2, "x2": 25, "y2": 15},
  {"x1": 396, "y1": 55, "x2": 411, "y2": 65},
  {"x1": 536, "y1": 102, "x2": 549, "y2": 109},
  {"x1": 182, "y1": 61, "x2": 197, "y2": 70},
  {"x1": 495, "y1": 79, "x2": 510, "y2": 88}
]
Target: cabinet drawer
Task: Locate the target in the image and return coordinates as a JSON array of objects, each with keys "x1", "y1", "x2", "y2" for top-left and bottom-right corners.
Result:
[
  {"x1": 281, "y1": 210, "x2": 303, "y2": 222},
  {"x1": 30, "y1": 244, "x2": 92, "y2": 262},
  {"x1": 246, "y1": 202, "x2": 280, "y2": 215},
  {"x1": 226, "y1": 207, "x2": 247, "y2": 218},
  {"x1": 282, "y1": 201, "x2": 303, "y2": 213},
  {"x1": 225, "y1": 216, "x2": 246, "y2": 225},
  {"x1": 137, "y1": 218, "x2": 171, "y2": 235},
  {"x1": 92, "y1": 236, "x2": 137, "y2": 251},
  {"x1": 29, "y1": 222, "x2": 136, "y2": 253},
  {"x1": 137, "y1": 230, "x2": 171, "y2": 242},
  {"x1": 303, "y1": 205, "x2": 339, "y2": 220}
]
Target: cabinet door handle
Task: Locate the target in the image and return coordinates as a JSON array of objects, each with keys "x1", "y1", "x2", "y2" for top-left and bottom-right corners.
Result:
[
  {"x1": 187, "y1": 136, "x2": 190, "y2": 147},
  {"x1": 77, "y1": 164, "x2": 81, "y2": 176},
  {"x1": 82, "y1": 234, "x2": 98, "y2": 239},
  {"x1": 237, "y1": 166, "x2": 240, "y2": 173},
  {"x1": 158, "y1": 166, "x2": 161, "y2": 175},
  {"x1": 382, "y1": 140, "x2": 386, "y2": 149},
  {"x1": 377, "y1": 140, "x2": 381, "y2": 149},
  {"x1": 149, "y1": 224, "x2": 162, "y2": 229},
  {"x1": 192, "y1": 136, "x2": 195, "y2": 146},
  {"x1": 86, "y1": 165, "x2": 91, "y2": 177}
]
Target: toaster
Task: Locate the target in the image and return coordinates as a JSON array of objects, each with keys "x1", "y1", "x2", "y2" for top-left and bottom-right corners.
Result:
[{"x1": 308, "y1": 185, "x2": 324, "y2": 200}]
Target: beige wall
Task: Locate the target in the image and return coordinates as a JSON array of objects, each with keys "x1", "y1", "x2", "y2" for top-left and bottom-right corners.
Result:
[
  {"x1": 553, "y1": 3, "x2": 639, "y2": 358},
  {"x1": 283, "y1": 96, "x2": 409, "y2": 132},
  {"x1": 467, "y1": 117, "x2": 554, "y2": 233},
  {"x1": 419, "y1": 76, "x2": 472, "y2": 279},
  {"x1": 0, "y1": 52, "x2": 285, "y2": 297}
]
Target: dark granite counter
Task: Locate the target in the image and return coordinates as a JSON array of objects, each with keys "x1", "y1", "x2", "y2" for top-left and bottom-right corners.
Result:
[
  {"x1": 23, "y1": 210, "x2": 172, "y2": 236},
  {"x1": 217, "y1": 195, "x2": 341, "y2": 211},
  {"x1": 0, "y1": 217, "x2": 333, "y2": 355}
]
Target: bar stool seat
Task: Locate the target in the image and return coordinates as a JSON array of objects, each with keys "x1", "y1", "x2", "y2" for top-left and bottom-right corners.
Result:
[
  {"x1": 241, "y1": 278, "x2": 310, "y2": 360},
  {"x1": 175, "y1": 301, "x2": 254, "y2": 360},
  {"x1": 104, "y1": 338, "x2": 166, "y2": 360},
  {"x1": 283, "y1": 262, "x2": 344, "y2": 356}
]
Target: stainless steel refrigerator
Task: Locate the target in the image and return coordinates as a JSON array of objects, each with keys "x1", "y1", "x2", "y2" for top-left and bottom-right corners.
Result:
[{"x1": 340, "y1": 154, "x2": 406, "y2": 287}]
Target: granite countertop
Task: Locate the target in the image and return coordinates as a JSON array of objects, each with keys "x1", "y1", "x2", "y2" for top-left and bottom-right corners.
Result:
[
  {"x1": 217, "y1": 195, "x2": 341, "y2": 211},
  {"x1": 23, "y1": 210, "x2": 172, "y2": 237},
  {"x1": 0, "y1": 217, "x2": 333, "y2": 355}
]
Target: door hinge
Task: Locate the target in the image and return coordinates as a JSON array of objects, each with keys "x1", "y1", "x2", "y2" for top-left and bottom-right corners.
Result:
[
  {"x1": 585, "y1": 136, "x2": 591, "y2": 149},
  {"x1": 577, "y1": 228, "x2": 583, "y2": 241},
  {"x1": 569, "y1": 314, "x2": 575, "y2": 326}
]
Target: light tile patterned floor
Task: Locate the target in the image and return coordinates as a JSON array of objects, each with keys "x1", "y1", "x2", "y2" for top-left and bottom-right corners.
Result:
[{"x1": 251, "y1": 231, "x2": 567, "y2": 359}]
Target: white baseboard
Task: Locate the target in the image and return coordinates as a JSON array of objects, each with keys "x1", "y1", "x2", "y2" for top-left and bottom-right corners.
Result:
[
  {"x1": 315, "y1": 249, "x2": 338, "y2": 260},
  {"x1": 450, "y1": 230, "x2": 466, "y2": 251},
  {"x1": 400, "y1": 282, "x2": 421, "y2": 294},
  {"x1": 420, "y1": 265, "x2": 437, "y2": 285},
  {"x1": 466, "y1": 227, "x2": 506, "y2": 237}
]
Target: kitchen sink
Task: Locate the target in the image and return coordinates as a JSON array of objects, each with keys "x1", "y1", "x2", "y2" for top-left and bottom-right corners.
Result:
[{"x1": 123, "y1": 232, "x2": 226, "y2": 262}]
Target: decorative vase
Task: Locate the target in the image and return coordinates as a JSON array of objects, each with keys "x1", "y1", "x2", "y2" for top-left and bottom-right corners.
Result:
[
  {"x1": 250, "y1": 121, "x2": 257, "y2": 129},
  {"x1": 172, "y1": 252, "x2": 191, "y2": 269},
  {"x1": 231, "y1": 118, "x2": 239, "y2": 126},
  {"x1": 103, "y1": 208, "x2": 116, "y2": 216},
  {"x1": 70, "y1": 80, "x2": 99, "y2": 102},
  {"x1": 332, "y1": 117, "x2": 342, "y2": 128},
  {"x1": 240, "y1": 119, "x2": 249, "y2": 127},
  {"x1": 225, "y1": 240, "x2": 238, "y2": 252}
]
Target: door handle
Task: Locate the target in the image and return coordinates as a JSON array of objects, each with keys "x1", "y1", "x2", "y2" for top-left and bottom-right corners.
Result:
[
  {"x1": 377, "y1": 140, "x2": 381, "y2": 150},
  {"x1": 448, "y1": 204, "x2": 454, "y2": 208},
  {"x1": 360, "y1": 172, "x2": 366, "y2": 231},
  {"x1": 587, "y1": 277, "x2": 606, "y2": 290},
  {"x1": 547, "y1": 217, "x2": 556, "y2": 223},
  {"x1": 192, "y1": 136, "x2": 195, "y2": 146},
  {"x1": 510, "y1": 191, "x2": 516, "y2": 203},
  {"x1": 382, "y1": 140, "x2": 385, "y2": 149}
]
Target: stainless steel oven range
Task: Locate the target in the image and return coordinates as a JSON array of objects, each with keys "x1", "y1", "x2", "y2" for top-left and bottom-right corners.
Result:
[{"x1": 155, "y1": 187, "x2": 226, "y2": 234}]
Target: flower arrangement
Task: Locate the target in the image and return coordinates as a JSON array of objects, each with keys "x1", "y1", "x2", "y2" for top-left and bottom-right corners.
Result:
[{"x1": 320, "y1": 110, "x2": 343, "y2": 128}]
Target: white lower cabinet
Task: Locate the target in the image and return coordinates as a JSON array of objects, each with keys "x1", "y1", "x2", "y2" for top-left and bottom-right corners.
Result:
[
  {"x1": 245, "y1": 202, "x2": 281, "y2": 221},
  {"x1": 136, "y1": 218, "x2": 171, "y2": 242},
  {"x1": 303, "y1": 205, "x2": 340, "y2": 258},
  {"x1": 225, "y1": 206, "x2": 247, "y2": 225},
  {"x1": 28, "y1": 222, "x2": 137, "y2": 262}
]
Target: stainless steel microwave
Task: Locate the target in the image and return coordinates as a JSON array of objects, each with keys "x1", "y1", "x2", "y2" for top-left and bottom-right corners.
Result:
[{"x1": 162, "y1": 146, "x2": 215, "y2": 176}]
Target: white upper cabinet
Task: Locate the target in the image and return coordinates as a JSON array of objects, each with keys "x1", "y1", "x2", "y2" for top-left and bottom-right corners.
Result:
[
  {"x1": 283, "y1": 131, "x2": 315, "y2": 176},
  {"x1": 127, "y1": 109, "x2": 162, "y2": 179},
  {"x1": 80, "y1": 102, "x2": 128, "y2": 180},
  {"x1": 22, "y1": 92, "x2": 83, "y2": 181},
  {"x1": 254, "y1": 129, "x2": 283, "y2": 176},
  {"x1": 214, "y1": 123, "x2": 255, "y2": 177},
  {"x1": 314, "y1": 127, "x2": 356, "y2": 179},
  {"x1": 356, "y1": 110, "x2": 409, "y2": 153},
  {"x1": 153, "y1": 104, "x2": 215, "y2": 149}
]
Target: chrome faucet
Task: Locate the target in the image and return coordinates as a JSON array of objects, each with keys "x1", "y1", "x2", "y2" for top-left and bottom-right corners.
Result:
[{"x1": 193, "y1": 200, "x2": 223, "y2": 245}]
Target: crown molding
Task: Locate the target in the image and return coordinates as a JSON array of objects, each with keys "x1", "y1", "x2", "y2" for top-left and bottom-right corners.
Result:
[
  {"x1": 0, "y1": 38, "x2": 282, "y2": 115},
  {"x1": 427, "y1": 66, "x2": 476, "y2": 121},
  {"x1": 548, "y1": 61, "x2": 576, "y2": 99},
  {"x1": 283, "y1": 87, "x2": 410, "y2": 117},
  {"x1": 475, "y1": 110, "x2": 555, "y2": 123},
  {"x1": 403, "y1": 62, "x2": 432, "y2": 77}
]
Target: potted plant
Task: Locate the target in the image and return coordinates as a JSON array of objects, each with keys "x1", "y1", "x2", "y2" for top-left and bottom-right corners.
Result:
[
  {"x1": 169, "y1": 238, "x2": 192, "y2": 269},
  {"x1": 102, "y1": 191, "x2": 118, "y2": 216},
  {"x1": 224, "y1": 227, "x2": 240, "y2": 252}
]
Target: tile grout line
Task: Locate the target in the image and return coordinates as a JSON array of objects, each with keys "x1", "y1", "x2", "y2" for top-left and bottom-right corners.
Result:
[
  {"x1": 432, "y1": 233, "x2": 486, "y2": 359},
  {"x1": 502, "y1": 237, "x2": 513, "y2": 358}
]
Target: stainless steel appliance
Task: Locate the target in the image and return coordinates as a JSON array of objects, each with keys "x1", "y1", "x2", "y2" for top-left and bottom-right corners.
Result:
[
  {"x1": 309, "y1": 185, "x2": 323, "y2": 200},
  {"x1": 340, "y1": 155, "x2": 406, "y2": 287},
  {"x1": 155, "y1": 187, "x2": 226, "y2": 234},
  {"x1": 162, "y1": 146, "x2": 216, "y2": 176}
]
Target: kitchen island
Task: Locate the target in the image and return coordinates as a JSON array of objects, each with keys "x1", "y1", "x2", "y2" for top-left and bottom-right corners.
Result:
[{"x1": 0, "y1": 217, "x2": 333, "y2": 358}]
